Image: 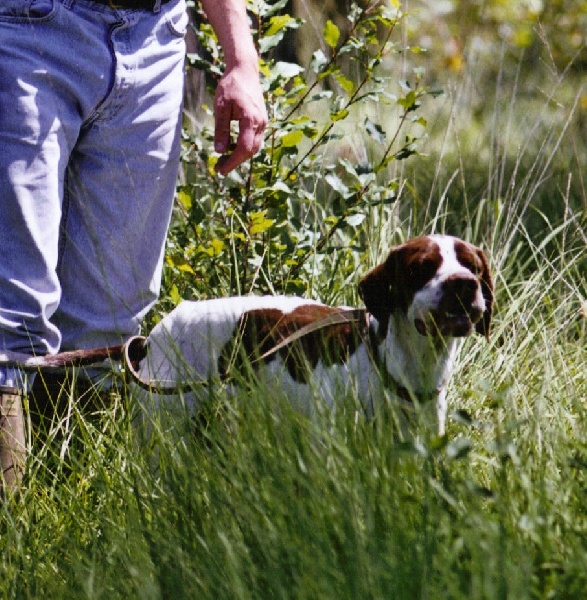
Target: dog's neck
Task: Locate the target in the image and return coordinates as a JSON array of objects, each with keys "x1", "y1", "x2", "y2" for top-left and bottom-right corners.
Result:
[{"x1": 370, "y1": 312, "x2": 459, "y2": 397}]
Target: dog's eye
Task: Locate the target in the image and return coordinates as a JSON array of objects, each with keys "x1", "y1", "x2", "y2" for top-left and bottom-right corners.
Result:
[
  {"x1": 409, "y1": 257, "x2": 438, "y2": 287},
  {"x1": 464, "y1": 257, "x2": 482, "y2": 275}
]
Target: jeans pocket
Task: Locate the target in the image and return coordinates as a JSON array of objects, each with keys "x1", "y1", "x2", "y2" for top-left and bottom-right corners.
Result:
[
  {"x1": 164, "y1": 0, "x2": 188, "y2": 38},
  {"x1": 0, "y1": 0, "x2": 56, "y2": 21}
]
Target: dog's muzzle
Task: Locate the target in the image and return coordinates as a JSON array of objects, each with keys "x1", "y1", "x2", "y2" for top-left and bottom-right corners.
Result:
[{"x1": 415, "y1": 276, "x2": 484, "y2": 338}]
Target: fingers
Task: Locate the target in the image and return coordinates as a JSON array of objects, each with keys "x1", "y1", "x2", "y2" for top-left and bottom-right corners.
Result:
[
  {"x1": 214, "y1": 99, "x2": 232, "y2": 155},
  {"x1": 212, "y1": 71, "x2": 268, "y2": 176},
  {"x1": 215, "y1": 117, "x2": 265, "y2": 176}
]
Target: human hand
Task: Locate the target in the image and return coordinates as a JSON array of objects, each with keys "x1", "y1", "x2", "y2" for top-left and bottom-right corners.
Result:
[{"x1": 213, "y1": 65, "x2": 268, "y2": 175}]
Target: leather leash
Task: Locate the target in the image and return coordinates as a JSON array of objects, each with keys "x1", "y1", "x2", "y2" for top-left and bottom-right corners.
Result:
[
  {"x1": 0, "y1": 344, "x2": 128, "y2": 372},
  {"x1": 254, "y1": 308, "x2": 370, "y2": 363}
]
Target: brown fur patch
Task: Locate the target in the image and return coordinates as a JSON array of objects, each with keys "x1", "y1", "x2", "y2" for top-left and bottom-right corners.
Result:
[
  {"x1": 454, "y1": 240, "x2": 494, "y2": 337},
  {"x1": 218, "y1": 304, "x2": 365, "y2": 384},
  {"x1": 358, "y1": 236, "x2": 442, "y2": 327}
]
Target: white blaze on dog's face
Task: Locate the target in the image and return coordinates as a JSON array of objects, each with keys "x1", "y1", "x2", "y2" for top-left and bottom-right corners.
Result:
[
  {"x1": 358, "y1": 234, "x2": 493, "y2": 340},
  {"x1": 409, "y1": 235, "x2": 489, "y2": 338}
]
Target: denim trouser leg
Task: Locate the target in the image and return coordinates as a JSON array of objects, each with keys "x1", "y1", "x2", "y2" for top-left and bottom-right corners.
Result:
[{"x1": 0, "y1": 0, "x2": 187, "y2": 387}]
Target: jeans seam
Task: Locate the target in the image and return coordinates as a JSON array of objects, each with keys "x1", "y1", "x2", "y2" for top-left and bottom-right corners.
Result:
[{"x1": 57, "y1": 171, "x2": 71, "y2": 281}]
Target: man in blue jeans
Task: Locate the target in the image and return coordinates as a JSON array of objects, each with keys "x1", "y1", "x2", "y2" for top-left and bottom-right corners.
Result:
[{"x1": 0, "y1": 0, "x2": 268, "y2": 494}]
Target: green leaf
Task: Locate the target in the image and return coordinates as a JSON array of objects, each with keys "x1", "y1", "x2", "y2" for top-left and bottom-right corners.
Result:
[
  {"x1": 394, "y1": 146, "x2": 417, "y2": 160},
  {"x1": 330, "y1": 108, "x2": 349, "y2": 122},
  {"x1": 308, "y1": 91, "x2": 333, "y2": 103},
  {"x1": 325, "y1": 173, "x2": 349, "y2": 197},
  {"x1": 249, "y1": 210, "x2": 275, "y2": 235},
  {"x1": 272, "y1": 61, "x2": 305, "y2": 79},
  {"x1": 397, "y1": 90, "x2": 418, "y2": 111},
  {"x1": 267, "y1": 181, "x2": 293, "y2": 194},
  {"x1": 259, "y1": 34, "x2": 287, "y2": 54},
  {"x1": 196, "y1": 241, "x2": 223, "y2": 258},
  {"x1": 169, "y1": 284, "x2": 181, "y2": 305},
  {"x1": 310, "y1": 49, "x2": 328, "y2": 73},
  {"x1": 338, "y1": 158, "x2": 359, "y2": 180},
  {"x1": 169, "y1": 255, "x2": 195, "y2": 273},
  {"x1": 323, "y1": 20, "x2": 340, "y2": 49},
  {"x1": 265, "y1": 14, "x2": 296, "y2": 37},
  {"x1": 206, "y1": 238, "x2": 224, "y2": 256},
  {"x1": 344, "y1": 213, "x2": 366, "y2": 227},
  {"x1": 259, "y1": 15, "x2": 301, "y2": 54},
  {"x1": 257, "y1": 0, "x2": 289, "y2": 18},
  {"x1": 364, "y1": 118, "x2": 386, "y2": 143},
  {"x1": 176, "y1": 187, "x2": 192, "y2": 210},
  {"x1": 281, "y1": 130, "x2": 304, "y2": 148},
  {"x1": 190, "y1": 201, "x2": 207, "y2": 225},
  {"x1": 359, "y1": 172, "x2": 376, "y2": 187},
  {"x1": 335, "y1": 73, "x2": 355, "y2": 94},
  {"x1": 186, "y1": 53, "x2": 223, "y2": 77}
]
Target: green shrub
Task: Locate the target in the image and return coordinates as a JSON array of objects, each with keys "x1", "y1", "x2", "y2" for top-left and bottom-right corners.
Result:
[{"x1": 158, "y1": 0, "x2": 439, "y2": 320}]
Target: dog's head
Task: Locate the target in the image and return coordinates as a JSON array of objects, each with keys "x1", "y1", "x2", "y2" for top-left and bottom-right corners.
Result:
[{"x1": 358, "y1": 235, "x2": 493, "y2": 339}]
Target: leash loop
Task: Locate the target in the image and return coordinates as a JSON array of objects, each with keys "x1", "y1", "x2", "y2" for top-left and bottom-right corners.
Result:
[{"x1": 122, "y1": 335, "x2": 179, "y2": 392}]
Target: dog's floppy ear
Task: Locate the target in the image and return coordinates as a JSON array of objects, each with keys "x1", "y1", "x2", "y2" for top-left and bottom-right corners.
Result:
[
  {"x1": 358, "y1": 262, "x2": 392, "y2": 324},
  {"x1": 358, "y1": 246, "x2": 405, "y2": 326},
  {"x1": 475, "y1": 248, "x2": 494, "y2": 339}
]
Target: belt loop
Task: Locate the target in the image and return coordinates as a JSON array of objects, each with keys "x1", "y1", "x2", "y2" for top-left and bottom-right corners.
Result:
[{"x1": 153, "y1": 0, "x2": 162, "y2": 12}]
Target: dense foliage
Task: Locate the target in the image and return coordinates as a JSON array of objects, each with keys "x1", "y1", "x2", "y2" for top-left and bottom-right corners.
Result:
[{"x1": 161, "y1": 0, "x2": 438, "y2": 313}]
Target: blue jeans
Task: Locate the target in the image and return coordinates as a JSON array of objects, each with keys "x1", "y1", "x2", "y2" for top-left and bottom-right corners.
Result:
[{"x1": 0, "y1": 0, "x2": 187, "y2": 388}]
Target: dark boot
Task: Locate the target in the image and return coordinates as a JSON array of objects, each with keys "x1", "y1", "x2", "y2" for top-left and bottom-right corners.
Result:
[
  {"x1": 0, "y1": 385, "x2": 26, "y2": 495},
  {"x1": 29, "y1": 371, "x2": 71, "y2": 437},
  {"x1": 29, "y1": 371, "x2": 118, "y2": 449}
]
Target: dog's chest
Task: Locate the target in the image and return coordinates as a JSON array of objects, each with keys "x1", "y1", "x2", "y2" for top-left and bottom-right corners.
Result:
[{"x1": 381, "y1": 316, "x2": 460, "y2": 394}]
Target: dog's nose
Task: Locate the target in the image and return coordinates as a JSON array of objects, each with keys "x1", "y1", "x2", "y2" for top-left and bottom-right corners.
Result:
[{"x1": 442, "y1": 275, "x2": 479, "y2": 305}]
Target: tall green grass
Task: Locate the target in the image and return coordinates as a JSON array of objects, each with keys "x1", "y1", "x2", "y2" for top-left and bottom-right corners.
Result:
[
  {"x1": 3, "y1": 184, "x2": 585, "y2": 599},
  {"x1": 3, "y1": 242, "x2": 585, "y2": 598}
]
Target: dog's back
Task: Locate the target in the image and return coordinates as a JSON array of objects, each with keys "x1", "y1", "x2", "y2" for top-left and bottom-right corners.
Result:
[{"x1": 136, "y1": 295, "x2": 322, "y2": 394}]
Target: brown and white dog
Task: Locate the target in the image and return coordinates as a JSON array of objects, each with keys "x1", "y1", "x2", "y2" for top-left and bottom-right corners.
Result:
[{"x1": 133, "y1": 235, "x2": 493, "y2": 434}]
